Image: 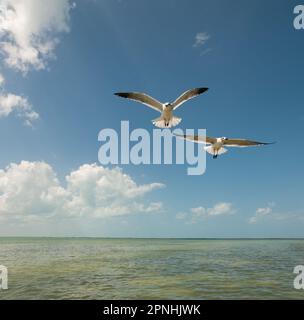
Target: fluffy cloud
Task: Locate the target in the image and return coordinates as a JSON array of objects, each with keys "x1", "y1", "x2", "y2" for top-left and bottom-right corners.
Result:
[
  {"x1": 193, "y1": 32, "x2": 210, "y2": 47},
  {"x1": 249, "y1": 203, "x2": 274, "y2": 224},
  {"x1": 0, "y1": 161, "x2": 164, "y2": 221},
  {"x1": 0, "y1": 72, "x2": 38, "y2": 125},
  {"x1": 0, "y1": 0, "x2": 75, "y2": 73},
  {"x1": 0, "y1": 1, "x2": 75, "y2": 125},
  {"x1": 176, "y1": 202, "x2": 235, "y2": 224},
  {"x1": 0, "y1": 92, "x2": 39, "y2": 125}
]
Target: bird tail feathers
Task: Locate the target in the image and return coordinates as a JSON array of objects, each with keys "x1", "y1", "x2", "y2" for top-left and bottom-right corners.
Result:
[
  {"x1": 152, "y1": 117, "x2": 166, "y2": 128},
  {"x1": 204, "y1": 146, "x2": 228, "y2": 156},
  {"x1": 170, "y1": 116, "x2": 182, "y2": 127},
  {"x1": 152, "y1": 116, "x2": 182, "y2": 128}
]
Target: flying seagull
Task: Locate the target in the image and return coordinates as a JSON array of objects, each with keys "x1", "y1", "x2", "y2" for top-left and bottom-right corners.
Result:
[
  {"x1": 114, "y1": 87, "x2": 209, "y2": 128},
  {"x1": 174, "y1": 134, "x2": 275, "y2": 159}
]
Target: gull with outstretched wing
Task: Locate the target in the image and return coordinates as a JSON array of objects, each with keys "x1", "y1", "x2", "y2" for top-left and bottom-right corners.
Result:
[
  {"x1": 174, "y1": 134, "x2": 275, "y2": 159},
  {"x1": 114, "y1": 87, "x2": 208, "y2": 128}
]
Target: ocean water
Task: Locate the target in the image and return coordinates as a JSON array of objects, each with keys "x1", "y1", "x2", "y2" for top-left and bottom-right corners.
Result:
[{"x1": 0, "y1": 238, "x2": 304, "y2": 300}]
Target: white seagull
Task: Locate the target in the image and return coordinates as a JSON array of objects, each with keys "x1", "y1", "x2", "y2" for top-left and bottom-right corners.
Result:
[
  {"x1": 114, "y1": 87, "x2": 209, "y2": 128},
  {"x1": 175, "y1": 134, "x2": 275, "y2": 159}
]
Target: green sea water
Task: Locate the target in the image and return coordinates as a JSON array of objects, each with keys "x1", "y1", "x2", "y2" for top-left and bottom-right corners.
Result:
[{"x1": 0, "y1": 238, "x2": 304, "y2": 300}]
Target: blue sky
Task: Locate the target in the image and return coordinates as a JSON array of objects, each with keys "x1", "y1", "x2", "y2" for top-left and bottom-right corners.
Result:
[{"x1": 0, "y1": 0, "x2": 303, "y2": 237}]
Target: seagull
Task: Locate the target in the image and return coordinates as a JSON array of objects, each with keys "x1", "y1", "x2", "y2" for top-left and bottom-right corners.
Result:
[
  {"x1": 114, "y1": 87, "x2": 209, "y2": 128},
  {"x1": 174, "y1": 134, "x2": 275, "y2": 159}
]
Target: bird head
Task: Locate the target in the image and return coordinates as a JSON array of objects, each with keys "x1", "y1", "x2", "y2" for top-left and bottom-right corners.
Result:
[{"x1": 164, "y1": 102, "x2": 171, "y2": 108}]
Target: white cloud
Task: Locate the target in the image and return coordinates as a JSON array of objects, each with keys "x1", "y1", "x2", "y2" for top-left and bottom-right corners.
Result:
[
  {"x1": 0, "y1": 92, "x2": 39, "y2": 125},
  {"x1": 63, "y1": 163, "x2": 164, "y2": 218},
  {"x1": 0, "y1": 161, "x2": 67, "y2": 218},
  {"x1": 191, "y1": 202, "x2": 234, "y2": 217},
  {"x1": 0, "y1": 1, "x2": 75, "y2": 125},
  {"x1": 248, "y1": 203, "x2": 303, "y2": 224},
  {"x1": 0, "y1": 73, "x2": 5, "y2": 86},
  {"x1": 177, "y1": 202, "x2": 235, "y2": 224},
  {"x1": 0, "y1": 0, "x2": 74, "y2": 73},
  {"x1": 193, "y1": 32, "x2": 210, "y2": 47},
  {"x1": 0, "y1": 161, "x2": 165, "y2": 221},
  {"x1": 249, "y1": 203, "x2": 274, "y2": 224},
  {"x1": 0, "y1": 0, "x2": 75, "y2": 125}
]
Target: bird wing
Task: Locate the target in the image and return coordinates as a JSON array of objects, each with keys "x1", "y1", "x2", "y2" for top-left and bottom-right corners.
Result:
[
  {"x1": 223, "y1": 138, "x2": 275, "y2": 148},
  {"x1": 114, "y1": 92, "x2": 163, "y2": 112},
  {"x1": 174, "y1": 134, "x2": 216, "y2": 145},
  {"x1": 171, "y1": 87, "x2": 209, "y2": 110}
]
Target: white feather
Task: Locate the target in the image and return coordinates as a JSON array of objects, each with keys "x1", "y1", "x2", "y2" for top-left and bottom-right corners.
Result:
[
  {"x1": 204, "y1": 146, "x2": 228, "y2": 155},
  {"x1": 152, "y1": 116, "x2": 182, "y2": 128}
]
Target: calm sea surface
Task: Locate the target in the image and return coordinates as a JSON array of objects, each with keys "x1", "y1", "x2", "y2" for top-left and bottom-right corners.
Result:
[{"x1": 0, "y1": 238, "x2": 304, "y2": 299}]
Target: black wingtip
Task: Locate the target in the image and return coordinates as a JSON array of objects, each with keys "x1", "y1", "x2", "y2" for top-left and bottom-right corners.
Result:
[
  {"x1": 260, "y1": 141, "x2": 276, "y2": 146},
  {"x1": 197, "y1": 87, "x2": 209, "y2": 94},
  {"x1": 114, "y1": 92, "x2": 128, "y2": 98}
]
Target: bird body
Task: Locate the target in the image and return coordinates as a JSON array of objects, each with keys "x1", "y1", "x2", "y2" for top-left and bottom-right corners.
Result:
[
  {"x1": 151, "y1": 103, "x2": 182, "y2": 128},
  {"x1": 174, "y1": 134, "x2": 274, "y2": 159},
  {"x1": 161, "y1": 104, "x2": 174, "y2": 125},
  {"x1": 114, "y1": 88, "x2": 208, "y2": 128},
  {"x1": 213, "y1": 138, "x2": 224, "y2": 150}
]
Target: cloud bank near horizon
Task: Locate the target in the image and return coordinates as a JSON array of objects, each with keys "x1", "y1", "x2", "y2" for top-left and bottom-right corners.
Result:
[{"x1": 0, "y1": 161, "x2": 165, "y2": 223}]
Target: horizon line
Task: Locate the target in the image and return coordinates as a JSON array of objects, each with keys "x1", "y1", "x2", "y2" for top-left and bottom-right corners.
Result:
[{"x1": 1, "y1": 236, "x2": 304, "y2": 240}]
